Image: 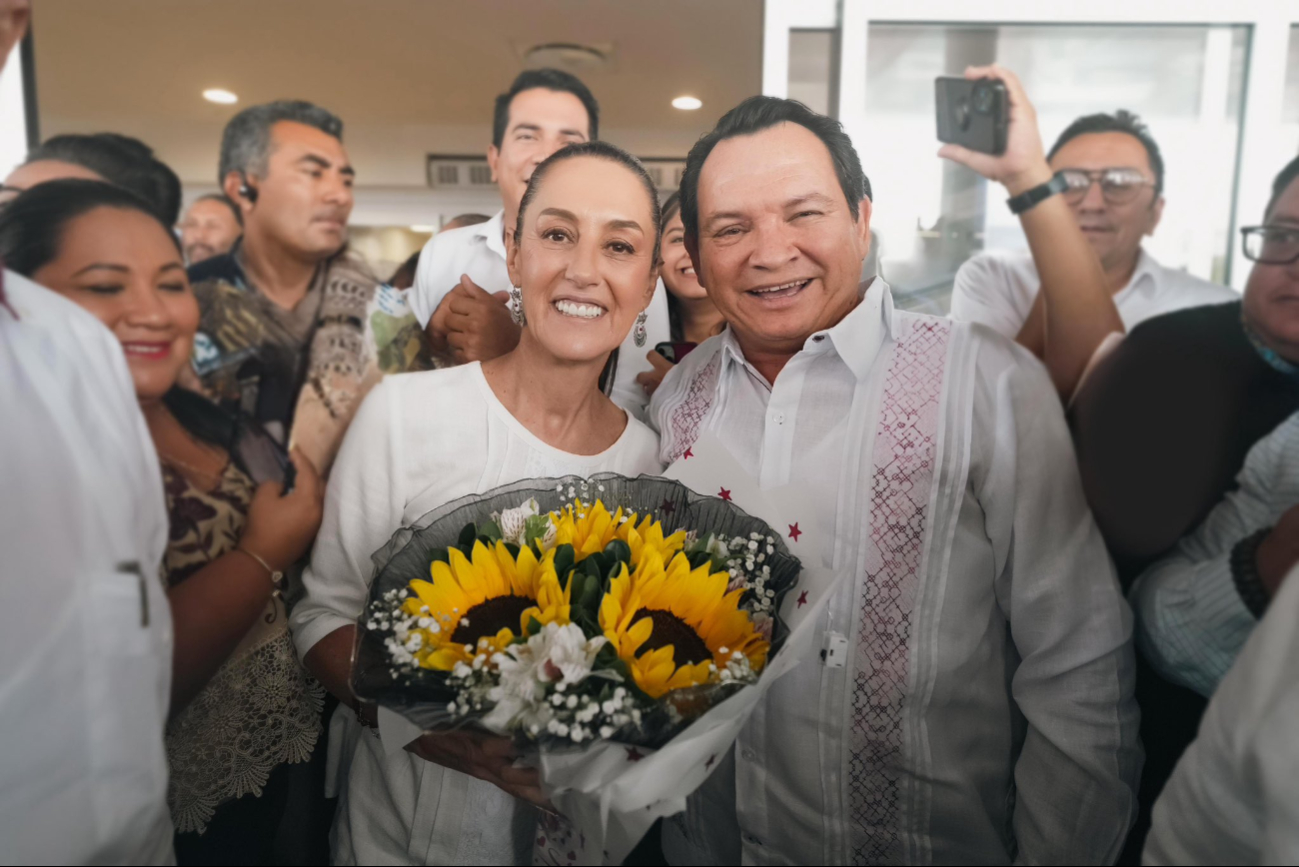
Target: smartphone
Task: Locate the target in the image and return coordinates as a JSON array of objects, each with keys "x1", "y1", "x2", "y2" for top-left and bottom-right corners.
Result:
[{"x1": 935, "y1": 76, "x2": 1008, "y2": 156}]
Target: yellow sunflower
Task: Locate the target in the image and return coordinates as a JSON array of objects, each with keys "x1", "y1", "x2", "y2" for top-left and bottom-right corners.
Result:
[
  {"x1": 550, "y1": 499, "x2": 688, "y2": 565},
  {"x1": 598, "y1": 548, "x2": 769, "y2": 699},
  {"x1": 402, "y1": 540, "x2": 570, "y2": 670}
]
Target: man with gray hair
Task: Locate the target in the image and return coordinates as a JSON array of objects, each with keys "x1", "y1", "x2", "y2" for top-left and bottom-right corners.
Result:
[{"x1": 189, "y1": 99, "x2": 431, "y2": 473}]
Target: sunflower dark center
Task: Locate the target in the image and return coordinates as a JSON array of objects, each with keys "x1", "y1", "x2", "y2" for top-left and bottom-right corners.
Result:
[
  {"x1": 632, "y1": 609, "x2": 712, "y2": 666},
  {"x1": 451, "y1": 595, "x2": 534, "y2": 644}
]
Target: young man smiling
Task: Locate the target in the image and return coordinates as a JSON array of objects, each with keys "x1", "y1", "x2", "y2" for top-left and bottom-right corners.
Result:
[
  {"x1": 652, "y1": 66, "x2": 1139, "y2": 865},
  {"x1": 409, "y1": 68, "x2": 668, "y2": 418}
]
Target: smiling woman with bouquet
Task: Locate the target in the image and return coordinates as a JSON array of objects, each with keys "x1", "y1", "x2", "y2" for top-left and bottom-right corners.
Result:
[{"x1": 290, "y1": 141, "x2": 665, "y2": 865}]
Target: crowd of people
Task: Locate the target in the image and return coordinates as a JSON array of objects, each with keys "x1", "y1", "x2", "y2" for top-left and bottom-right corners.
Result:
[{"x1": 3, "y1": 0, "x2": 1299, "y2": 863}]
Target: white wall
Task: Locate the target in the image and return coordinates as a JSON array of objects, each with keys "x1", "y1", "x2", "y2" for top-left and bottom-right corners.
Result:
[{"x1": 0, "y1": 45, "x2": 27, "y2": 181}]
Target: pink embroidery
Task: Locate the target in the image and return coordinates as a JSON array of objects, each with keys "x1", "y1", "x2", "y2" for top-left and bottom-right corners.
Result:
[
  {"x1": 665, "y1": 352, "x2": 721, "y2": 463},
  {"x1": 848, "y1": 316, "x2": 951, "y2": 863}
]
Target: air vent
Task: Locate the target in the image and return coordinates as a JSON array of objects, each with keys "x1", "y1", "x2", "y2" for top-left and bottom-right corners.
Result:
[
  {"x1": 427, "y1": 154, "x2": 497, "y2": 189},
  {"x1": 640, "y1": 158, "x2": 689, "y2": 193},
  {"x1": 428, "y1": 154, "x2": 688, "y2": 193}
]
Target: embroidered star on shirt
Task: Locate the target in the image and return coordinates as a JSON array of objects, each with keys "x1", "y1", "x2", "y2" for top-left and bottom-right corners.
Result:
[
  {"x1": 788, "y1": 522, "x2": 803, "y2": 542},
  {"x1": 625, "y1": 747, "x2": 645, "y2": 762},
  {"x1": 797, "y1": 591, "x2": 809, "y2": 608}
]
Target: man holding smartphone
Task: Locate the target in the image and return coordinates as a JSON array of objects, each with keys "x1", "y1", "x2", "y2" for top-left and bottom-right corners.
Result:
[{"x1": 949, "y1": 108, "x2": 1235, "y2": 392}]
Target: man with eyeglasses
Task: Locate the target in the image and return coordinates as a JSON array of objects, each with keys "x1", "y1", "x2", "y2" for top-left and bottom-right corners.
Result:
[
  {"x1": 1068, "y1": 154, "x2": 1299, "y2": 862},
  {"x1": 951, "y1": 110, "x2": 1235, "y2": 353}
]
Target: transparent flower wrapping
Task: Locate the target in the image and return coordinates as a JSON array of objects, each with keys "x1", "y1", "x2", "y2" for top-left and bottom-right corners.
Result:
[{"x1": 351, "y1": 473, "x2": 802, "y2": 747}]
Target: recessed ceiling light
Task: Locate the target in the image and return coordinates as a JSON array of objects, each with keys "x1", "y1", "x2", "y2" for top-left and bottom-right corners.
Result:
[
  {"x1": 409, "y1": 225, "x2": 436, "y2": 233},
  {"x1": 203, "y1": 88, "x2": 238, "y2": 105},
  {"x1": 672, "y1": 96, "x2": 702, "y2": 111}
]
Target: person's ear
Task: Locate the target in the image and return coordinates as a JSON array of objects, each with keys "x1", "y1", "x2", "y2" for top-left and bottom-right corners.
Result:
[
  {"x1": 505, "y1": 223, "x2": 522, "y2": 288},
  {"x1": 684, "y1": 233, "x2": 705, "y2": 290},
  {"x1": 644, "y1": 262, "x2": 661, "y2": 307},
  {"x1": 855, "y1": 197, "x2": 873, "y2": 258},
  {"x1": 487, "y1": 144, "x2": 501, "y2": 184},
  {"x1": 1147, "y1": 195, "x2": 1165, "y2": 238},
  {"x1": 222, "y1": 171, "x2": 254, "y2": 217}
]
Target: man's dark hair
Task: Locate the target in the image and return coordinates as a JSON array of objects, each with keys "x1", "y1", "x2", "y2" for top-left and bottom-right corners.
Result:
[
  {"x1": 194, "y1": 192, "x2": 244, "y2": 228},
  {"x1": 26, "y1": 133, "x2": 182, "y2": 226},
  {"x1": 1265, "y1": 155, "x2": 1299, "y2": 219},
  {"x1": 492, "y1": 68, "x2": 599, "y2": 149},
  {"x1": 1048, "y1": 110, "x2": 1165, "y2": 196},
  {"x1": 514, "y1": 140, "x2": 662, "y2": 262},
  {"x1": 678, "y1": 96, "x2": 872, "y2": 242},
  {"x1": 0, "y1": 179, "x2": 180, "y2": 277},
  {"x1": 218, "y1": 100, "x2": 343, "y2": 185}
]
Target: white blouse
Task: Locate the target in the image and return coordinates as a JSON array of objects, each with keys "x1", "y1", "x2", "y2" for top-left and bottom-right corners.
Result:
[{"x1": 291, "y1": 361, "x2": 664, "y2": 865}]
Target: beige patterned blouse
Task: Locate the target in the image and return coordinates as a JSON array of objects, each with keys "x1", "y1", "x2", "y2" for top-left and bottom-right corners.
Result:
[{"x1": 161, "y1": 461, "x2": 324, "y2": 835}]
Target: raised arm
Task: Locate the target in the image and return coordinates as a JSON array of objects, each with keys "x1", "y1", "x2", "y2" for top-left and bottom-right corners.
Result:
[{"x1": 941, "y1": 66, "x2": 1123, "y2": 400}]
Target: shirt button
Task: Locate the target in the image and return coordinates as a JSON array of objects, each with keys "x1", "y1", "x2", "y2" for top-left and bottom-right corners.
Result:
[
  {"x1": 813, "y1": 334, "x2": 826, "y2": 342},
  {"x1": 772, "y1": 411, "x2": 785, "y2": 425},
  {"x1": 741, "y1": 748, "x2": 757, "y2": 761}
]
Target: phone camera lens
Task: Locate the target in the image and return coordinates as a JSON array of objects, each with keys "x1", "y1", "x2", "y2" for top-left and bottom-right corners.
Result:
[{"x1": 972, "y1": 83, "x2": 994, "y2": 114}]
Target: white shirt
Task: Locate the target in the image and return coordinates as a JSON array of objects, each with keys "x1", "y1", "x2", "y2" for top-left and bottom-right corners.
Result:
[
  {"x1": 409, "y1": 209, "x2": 671, "y2": 420},
  {"x1": 291, "y1": 362, "x2": 664, "y2": 865},
  {"x1": 1132, "y1": 412, "x2": 1299, "y2": 697},
  {"x1": 950, "y1": 248, "x2": 1238, "y2": 338},
  {"x1": 0, "y1": 271, "x2": 174, "y2": 864},
  {"x1": 651, "y1": 281, "x2": 1140, "y2": 865},
  {"x1": 1144, "y1": 562, "x2": 1299, "y2": 865}
]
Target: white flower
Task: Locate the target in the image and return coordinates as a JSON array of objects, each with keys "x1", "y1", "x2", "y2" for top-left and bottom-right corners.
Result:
[
  {"x1": 483, "y1": 622, "x2": 606, "y2": 733},
  {"x1": 704, "y1": 534, "x2": 730, "y2": 561},
  {"x1": 496, "y1": 497, "x2": 541, "y2": 547}
]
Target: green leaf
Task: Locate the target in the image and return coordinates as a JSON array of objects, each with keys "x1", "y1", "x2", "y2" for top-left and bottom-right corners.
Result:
[
  {"x1": 457, "y1": 523, "x2": 479, "y2": 550},
  {"x1": 479, "y1": 519, "x2": 503, "y2": 542},
  {"x1": 523, "y1": 514, "x2": 551, "y2": 546},
  {"x1": 553, "y1": 545, "x2": 576, "y2": 588},
  {"x1": 526, "y1": 615, "x2": 542, "y2": 636},
  {"x1": 604, "y1": 539, "x2": 632, "y2": 567}
]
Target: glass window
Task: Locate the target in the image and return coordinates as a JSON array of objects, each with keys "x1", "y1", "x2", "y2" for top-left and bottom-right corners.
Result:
[
  {"x1": 789, "y1": 29, "x2": 837, "y2": 117},
  {"x1": 859, "y1": 23, "x2": 1250, "y2": 313}
]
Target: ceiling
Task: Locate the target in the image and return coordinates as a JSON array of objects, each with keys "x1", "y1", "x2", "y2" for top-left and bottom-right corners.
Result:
[{"x1": 30, "y1": 0, "x2": 764, "y2": 184}]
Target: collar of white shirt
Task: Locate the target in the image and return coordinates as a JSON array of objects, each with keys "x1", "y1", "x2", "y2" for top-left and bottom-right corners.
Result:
[
  {"x1": 715, "y1": 277, "x2": 892, "y2": 387},
  {"x1": 475, "y1": 210, "x2": 508, "y2": 262},
  {"x1": 1117, "y1": 248, "x2": 1162, "y2": 299}
]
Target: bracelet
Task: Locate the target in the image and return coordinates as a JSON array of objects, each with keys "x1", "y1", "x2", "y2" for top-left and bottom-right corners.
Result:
[
  {"x1": 236, "y1": 545, "x2": 283, "y2": 587},
  {"x1": 1229, "y1": 528, "x2": 1273, "y2": 619}
]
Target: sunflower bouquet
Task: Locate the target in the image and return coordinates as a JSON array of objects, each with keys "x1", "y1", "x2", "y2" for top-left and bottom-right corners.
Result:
[
  {"x1": 354, "y1": 475, "x2": 799, "y2": 747},
  {"x1": 351, "y1": 474, "x2": 813, "y2": 864}
]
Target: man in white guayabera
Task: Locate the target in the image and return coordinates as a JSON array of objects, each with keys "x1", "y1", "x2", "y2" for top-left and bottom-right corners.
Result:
[{"x1": 650, "y1": 66, "x2": 1141, "y2": 865}]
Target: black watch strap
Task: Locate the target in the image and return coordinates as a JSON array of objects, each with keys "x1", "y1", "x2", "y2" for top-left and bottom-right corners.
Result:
[{"x1": 1006, "y1": 172, "x2": 1068, "y2": 215}]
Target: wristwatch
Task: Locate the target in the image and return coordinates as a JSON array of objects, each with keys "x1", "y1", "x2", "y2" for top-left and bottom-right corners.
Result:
[{"x1": 1006, "y1": 172, "x2": 1068, "y2": 215}]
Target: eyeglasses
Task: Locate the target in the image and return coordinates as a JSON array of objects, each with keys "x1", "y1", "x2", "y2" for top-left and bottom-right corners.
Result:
[
  {"x1": 1241, "y1": 225, "x2": 1299, "y2": 266},
  {"x1": 1058, "y1": 168, "x2": 1155, "y2": 205}
]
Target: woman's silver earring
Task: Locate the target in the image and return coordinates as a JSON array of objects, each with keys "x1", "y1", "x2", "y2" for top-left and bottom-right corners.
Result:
[
  {"x1": 508, "y1": 286, "x2": 526, "y2": 326},
  {"x1": 633, "y1": 310, "x2": 648, "y2": 347}
]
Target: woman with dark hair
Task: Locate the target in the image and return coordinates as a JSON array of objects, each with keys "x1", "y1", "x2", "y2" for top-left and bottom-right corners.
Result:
[
  {"x1": 634, "y1": 191, "x2": 726, "y2": 397},
  {"x1": 291, "y1": 141, "x2": 665, "y2": 865},
  {"x1": 0, "y1": 179, "x2": 325, "y2": 865}
]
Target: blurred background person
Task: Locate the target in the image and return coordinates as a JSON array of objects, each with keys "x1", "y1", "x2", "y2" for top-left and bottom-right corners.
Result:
[
  {"x1": 385, "y1": 214, "x2": 491, "y2": 290},
  {"x1": 190, "y1": 99, "x2": 430, "y2": 474},
  {"x1": 0, "y1": 130, "x2": 182, "y2": 225},
  {"x1": 951, "y1": 111, "x2": 1235, "y2": 346},
  {"x1": 179, "y1": 193, "x2": 242, "y2": 265},
  {"x1": 635, "y1": 190, "x2": 726, "y2": 397},
  {"x1": 1070, "y1": 153, "x2": 1299, "y2": 862},
  {"x1": 0, "y1": 3, "x2": 175, "y2": 861},
  {"x1": 0, "y1": 178, "x2": 326, "y2": 866},
  {"x1": 409, "y1": 67, "x2": 669, "y2": 418}
]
